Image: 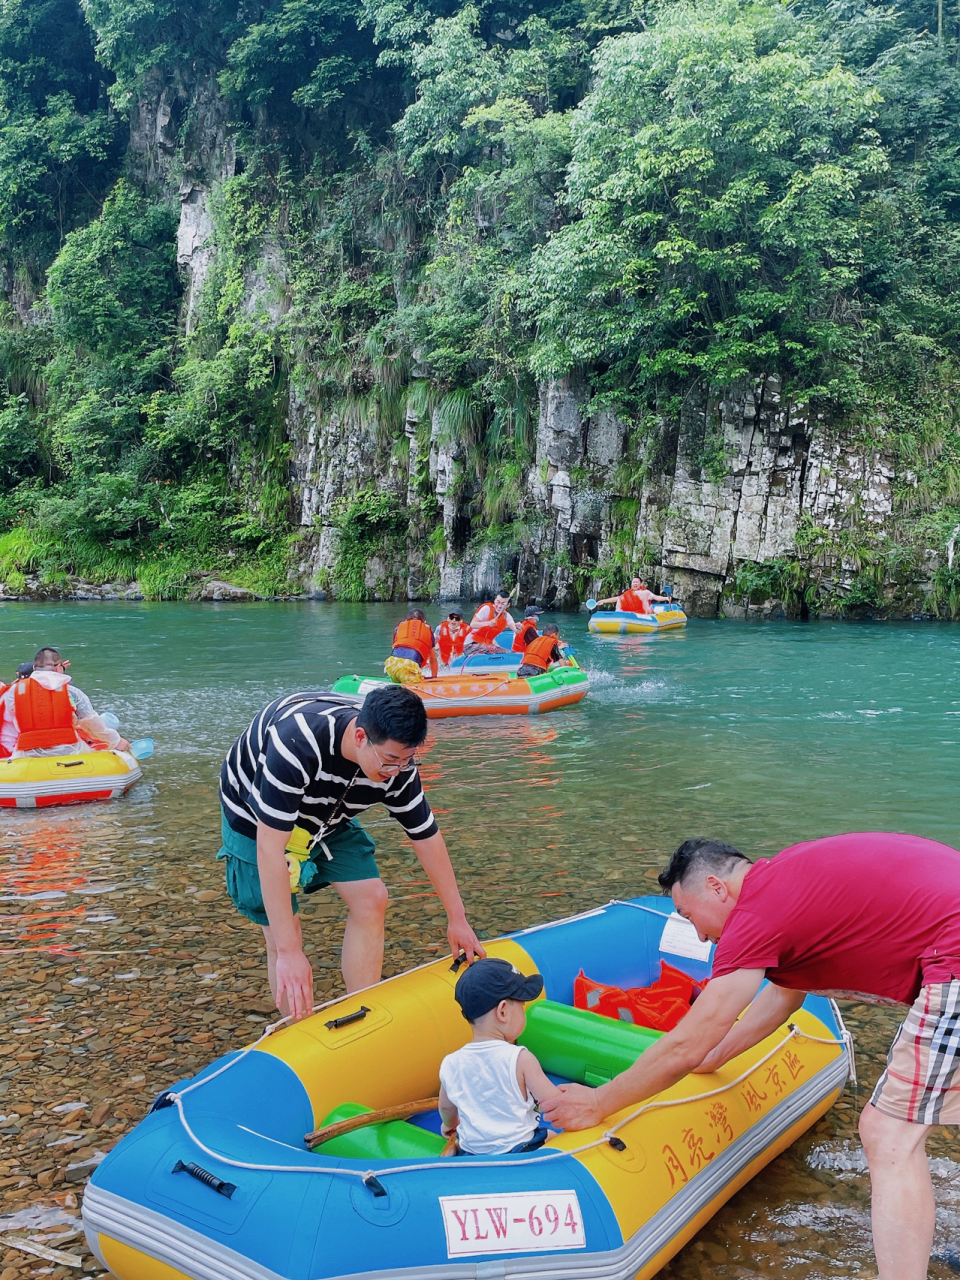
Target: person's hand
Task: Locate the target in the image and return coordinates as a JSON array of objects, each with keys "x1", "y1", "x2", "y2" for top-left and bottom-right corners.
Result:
[
  {"x1": 117, "y1": 737, "x2": 131, "y2": 752},
  {"x1": 447, "y1": 914, "x2": 486, "y2": 964},
  {"x1": 539, "y1": 1083, "x2": 604, "y2": 1132},
  {"x1": 690, "y1": 1045, "x2": 728, "y2": 1074},
  {"x1": 274, "y1": 947, "x2": 314, "y2": 1020},
  {"x1": 441, "y1": 1121, "x2": 458, "y2": 1139}
]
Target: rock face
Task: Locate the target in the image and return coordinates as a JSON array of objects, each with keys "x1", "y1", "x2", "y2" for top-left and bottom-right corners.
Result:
[
  {"x1": 197, "y1": 580, "x2": 258, "y2": 602},
  {"x1": 278, "y1": 365, "x2": 923, "y2": 614}
]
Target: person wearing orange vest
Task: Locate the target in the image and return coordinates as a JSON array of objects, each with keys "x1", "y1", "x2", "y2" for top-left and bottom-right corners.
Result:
[
  {"x1": 436, "y1": 611, "x2": 467, "y2": 667},
  {"x1": 464, "y1": 589, "x2": 520, "y2": 655},
  {"x1": 0, "y1": 647, "x2": 130, "y2": 758},
  {"x1": 511, "y1": 608, "x2": 542, "y2": 652},
  {"x1": 384, "y1": 610, "x2": 439, "y2": 685},
  {"x1": 595, "y1": 576, "x2": 672, "y2": 615},
  {"x1": 516, "y1": 624, "x2": 571, "y2": 678}
]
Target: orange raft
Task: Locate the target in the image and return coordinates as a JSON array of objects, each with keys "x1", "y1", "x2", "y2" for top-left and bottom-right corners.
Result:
[{"x1": 332, "y1": 667, "x2": 590, "y2": 718}]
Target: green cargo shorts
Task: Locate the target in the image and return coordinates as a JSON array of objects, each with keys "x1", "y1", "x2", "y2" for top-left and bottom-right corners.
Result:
[{"x1": 216, "y1": 810, "x2": 379, "y2": 926}]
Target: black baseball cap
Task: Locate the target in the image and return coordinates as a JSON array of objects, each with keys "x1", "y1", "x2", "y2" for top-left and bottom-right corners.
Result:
[
  {"x1": 16, "y1": 662, "x2": 33, "y2": 678},
  {"x1": 454, "y1": 957, "x2": 544, "y2": 1022},
  {"x1": 447, "y1": 610, "x2": 463, "y2": 620},
  {"x1": 523, "y1": 607, "x2": 542, "y2": 618}
]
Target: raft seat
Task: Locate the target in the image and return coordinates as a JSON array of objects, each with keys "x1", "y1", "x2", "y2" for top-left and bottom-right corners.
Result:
[{"x1": 312, "y1": 1001, "x2": 663, "y2": 1159}]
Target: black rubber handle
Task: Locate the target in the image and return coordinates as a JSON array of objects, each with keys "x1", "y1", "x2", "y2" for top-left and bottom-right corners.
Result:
[
  {"x1": 172, "y1": 1160, "x2": 236, "y2": 1198},
  {"x1": 56, "y1": 761, "x2": 84, "y2": 768},
  {"x1": 325, "y1": 1005, "x2": 370, "y2": 1030}
]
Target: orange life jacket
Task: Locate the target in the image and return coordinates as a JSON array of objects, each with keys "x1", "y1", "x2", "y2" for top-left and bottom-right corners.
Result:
[
  {"x1": 512, "y1": 620, "x2": 539, "y2": 652},
  {"x1": 519, "y1": 634, "x2": 558, "y2": 672},
  {"x1": 618, "y1": 589, "x2": 649, "y2": 614},
  {"x1": 13, "y1": 678, "x2": 82, "y2": 752},
  {"x1": 470, "y1": 604, "x2": 510, "y2": 646},
  {"x1": 437, "y1": 621, "x2": 466, "y2": 665},
  {"x1": 392, "y1": 618, "x2": 434, "y2": 665},
  {"x1": 574, "y1": 961, "x2": 705, "y2": 1033},
  {"x1": 0, "y1": 683, "x2": 9, "y2": 760}
]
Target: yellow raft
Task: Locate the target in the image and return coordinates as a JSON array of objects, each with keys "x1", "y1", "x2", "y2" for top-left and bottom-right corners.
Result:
[{"x1": 0, "y1": 750, "x2": 142, "y2": 808}]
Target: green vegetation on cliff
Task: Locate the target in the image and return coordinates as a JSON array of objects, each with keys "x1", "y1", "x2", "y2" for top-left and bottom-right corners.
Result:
[{"x1": 0, "y1": 0, "x2": 959, "y2": 605}]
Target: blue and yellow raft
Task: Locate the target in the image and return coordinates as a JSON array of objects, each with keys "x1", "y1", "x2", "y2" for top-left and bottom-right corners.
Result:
[
  {"x1": 588, "y1": 606, "x2": 687, "y2": 635},
  {"x1": 82, "y1": 898, "x2": 849, "y2": 1280}
]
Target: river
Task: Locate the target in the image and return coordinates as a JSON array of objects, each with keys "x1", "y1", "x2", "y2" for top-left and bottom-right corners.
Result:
[{"x1": 1, "y1": 603, "x2": 959, "y2": 1278}]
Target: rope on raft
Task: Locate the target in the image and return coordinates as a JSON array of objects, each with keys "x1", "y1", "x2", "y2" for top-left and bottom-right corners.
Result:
[{"x1": 163, "y1": 1010, "x2": 847, "y2": 1184}]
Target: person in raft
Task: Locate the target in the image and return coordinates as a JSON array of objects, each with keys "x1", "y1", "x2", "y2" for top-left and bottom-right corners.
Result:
[
  {"x1": 384, "y1": 608, "x2": 438, "y2": 685},
  {"x1": 436, "y1": 610, "x2": 467, "y2": 668},
  {"x1": 439, "y1": 957, "x2": 560, "y2": 1155},
  {"x1": 511, "y1": 607, "x2": 542, "y2": 652},
  {"x1": 595, "y1": 576, "x2": 671, "y2": 614},
  {"x1": 542, "y1": 833, "x2": 960, "y2": 1280},
  {"x1": 0, "y1": 647, "x2": 131, "y2": 759},
  {"x1": 516, "y1": 623, "x2": 571, "y2": 679},
  {"x1": 463, "y1": 589, "x2": 520, "y2": 655},
  {"x1": 218, "y1": 683, "x2": 484, "y2": 1012}
]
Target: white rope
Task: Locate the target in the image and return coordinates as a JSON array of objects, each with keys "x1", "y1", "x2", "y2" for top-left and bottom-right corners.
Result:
[{"x1": 166, "y1": 1023, "x2": 844, "y2": 1183}]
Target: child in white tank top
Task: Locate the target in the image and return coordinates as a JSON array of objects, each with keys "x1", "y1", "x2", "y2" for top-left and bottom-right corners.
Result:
[{"x1": 439, "y1": 957, "x2": 560, "y2": 1155}]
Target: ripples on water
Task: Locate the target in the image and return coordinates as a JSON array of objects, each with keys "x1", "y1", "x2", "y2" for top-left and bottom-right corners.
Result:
[{"x1": 2, "y1": 604, "x2": 960, "y2": 1276}]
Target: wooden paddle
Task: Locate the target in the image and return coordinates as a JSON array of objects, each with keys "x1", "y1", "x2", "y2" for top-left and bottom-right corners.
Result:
[{"x1": 305, "y1": 1097, "x2": 441, "y2": 1147}]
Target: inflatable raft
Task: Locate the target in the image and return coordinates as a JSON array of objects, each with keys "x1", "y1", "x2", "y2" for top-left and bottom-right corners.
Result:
[
  {"x1": 332, "y1": 669, "x2": 589, "y2": 718},
  {"x1": 449, "y1": 631, "x2": 522, "y2": 676},
  {"x1": 82, "y1": 897, "x2": 849, "y2": 1280},
  {"x1": 588, "y1": 605, "x2": 687, "y2": 635},
  {"x1": 0, "y1": 749, "x2": 142, "y2": 808}
]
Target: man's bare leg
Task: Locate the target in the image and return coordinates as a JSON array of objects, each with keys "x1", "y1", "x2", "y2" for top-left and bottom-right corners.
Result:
[
  {"x1": 333, "y1": 877, "x2": 389, "y2": 992},
  {"x1": 262, "y1": 914, "x2": 304, "y2": 1014},
  {"x1": 859, "y1": 1101, "x2": 934, "y2": 1279}
]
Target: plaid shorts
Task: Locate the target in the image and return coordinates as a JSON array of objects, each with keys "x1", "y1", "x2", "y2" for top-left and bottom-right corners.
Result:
[{"x1": 871, "y1": 980, "x2": 960, "y2": 1124}]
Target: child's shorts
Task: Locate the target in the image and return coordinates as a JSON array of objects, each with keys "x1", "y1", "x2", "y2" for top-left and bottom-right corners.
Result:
[{"x1": 457, "y1": 1126, "x2": 550, "y2": 1156}]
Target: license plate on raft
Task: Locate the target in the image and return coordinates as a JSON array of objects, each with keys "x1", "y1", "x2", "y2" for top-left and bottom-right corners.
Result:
[{"x1": 439, "y1": 1190, "x2": 586, "y2": 1257}]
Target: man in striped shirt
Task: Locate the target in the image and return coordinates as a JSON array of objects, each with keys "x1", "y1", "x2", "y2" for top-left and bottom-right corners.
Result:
[{"x1": 219, "y1": 684, "x2": 484, "y2": 1016}]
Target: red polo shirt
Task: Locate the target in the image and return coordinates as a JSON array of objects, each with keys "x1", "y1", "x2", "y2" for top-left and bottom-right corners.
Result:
[{"x1": 710, "y1": 832, "x2": 960, "y2": 1005}]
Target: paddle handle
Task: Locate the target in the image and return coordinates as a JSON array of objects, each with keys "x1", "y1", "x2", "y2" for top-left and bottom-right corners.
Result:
[{"x1": 305, "y1": 1096, "x2": 441, "y2": 1147}]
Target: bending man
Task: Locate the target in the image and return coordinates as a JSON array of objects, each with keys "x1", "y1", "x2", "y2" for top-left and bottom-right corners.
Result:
[
  {"x1": 218, "y1": 683, "x2": 484, "y2": 1015},
  {"x1": 542, "y1": 833, "x2": 960, "y2": 1280}
]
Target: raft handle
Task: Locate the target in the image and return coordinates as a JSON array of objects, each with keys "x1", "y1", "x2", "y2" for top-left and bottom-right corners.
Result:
[
  {"x1": 449, "y1": 952, "x2": 468, "y2": 973},
  {"x1": 363, "y1": 1173, "x2": 388, "y2": 1198},
  {"x1": 325, "y1": 1005, "x2": 370, "y2": 1030},
  {"x1": 606, "y1": 1135, "x2": 627, "y2": 1152},
  {"x1": 55, "y1": 760, "x2": 85, "y2": 768},
  {"x1": 172, "y1": 1160, "x2": 236, "y2": 1199}
]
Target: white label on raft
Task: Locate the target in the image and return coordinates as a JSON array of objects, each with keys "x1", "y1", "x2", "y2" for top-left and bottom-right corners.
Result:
[
  {"x1": 659, "y1": 912, "x2": 712, "y2": 961},
  {"x1": 356, "y1": 679, "x2": 385, "y2": 696},
  {"x1": 439, "y1": 1190, "x2": 586, "y2": 1257}
]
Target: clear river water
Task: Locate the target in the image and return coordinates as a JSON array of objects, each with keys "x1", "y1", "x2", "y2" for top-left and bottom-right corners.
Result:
[{"x1": 1, "y1": 602, "x2": 959, "y2": 1279}]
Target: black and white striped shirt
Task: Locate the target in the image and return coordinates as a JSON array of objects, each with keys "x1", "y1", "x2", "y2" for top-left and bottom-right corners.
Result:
[{"x1": 219, "y1": 694, "x2": 438, "y2": 845}]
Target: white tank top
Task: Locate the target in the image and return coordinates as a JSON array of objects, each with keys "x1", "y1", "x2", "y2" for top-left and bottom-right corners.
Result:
[{"x1": 439, "y1": 1039, "x2": 538, "y2": 1155}]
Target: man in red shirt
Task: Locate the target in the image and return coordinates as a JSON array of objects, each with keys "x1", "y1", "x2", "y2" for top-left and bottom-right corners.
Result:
[{"x1": 542, "y1": 833, "x2": 960, "y2": 1280}]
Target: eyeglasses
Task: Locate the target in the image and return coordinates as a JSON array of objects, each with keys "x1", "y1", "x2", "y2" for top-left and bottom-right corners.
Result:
[{"x1": 370, "y1": 746, "x2": 422, "y2": 775}]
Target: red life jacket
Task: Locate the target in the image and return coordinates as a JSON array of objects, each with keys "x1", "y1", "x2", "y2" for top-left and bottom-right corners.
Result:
[
  {"x1": 392, "y1": 618, "x2": 434, "y2": 665},
  {"x1": 0, "y1": 683, "x2": 9, "y2": 759},
  {"x1": 618, "y1": 589, "x2": 650, "y2": 614},
  {"x1": 470, "y1": 604, "x2": 510, "y2": 646},
  {"x1": 519, "y1": 634, "x2": 558, "y2": 672},
  {"x1": 574, "y1": 962, "x2": 705, "y2": 1033},
  {"x1": 13, "y1": 678, "x2": 82, "y2": 752},
  {"x1": 437, "y1": 621, "x2": 466, "y2": 665},
  {"x1": 512, "y1": 620, "x2": 539, "y2": 652}
]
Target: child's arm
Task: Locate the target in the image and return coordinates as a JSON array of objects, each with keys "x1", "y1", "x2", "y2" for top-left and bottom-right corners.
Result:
[
  {"x1": 517, "y1": 1048, "x2": 561, "y2": 1106},
  {"x1": 438, "y1": 1083, "x2": 459, "y2": 1138}
]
